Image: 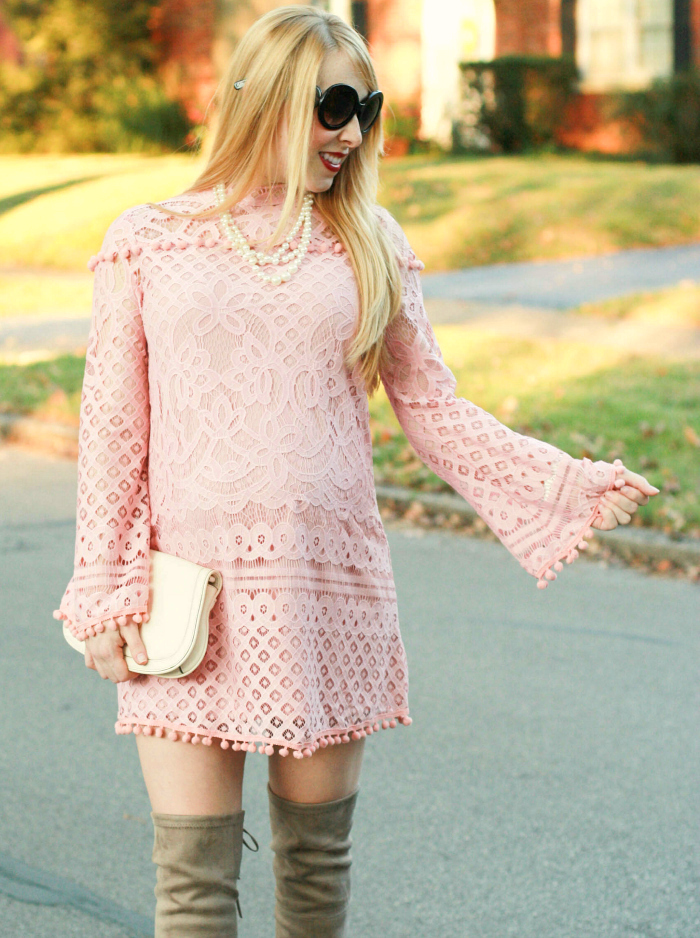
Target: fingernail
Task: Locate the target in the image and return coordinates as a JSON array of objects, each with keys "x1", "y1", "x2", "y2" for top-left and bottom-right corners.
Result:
[{"x1": 137, "y1": 654, "x2": 147, "y2": 664}]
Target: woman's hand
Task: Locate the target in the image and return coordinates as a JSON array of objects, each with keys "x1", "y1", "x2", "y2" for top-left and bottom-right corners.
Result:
[
  {"x1": 591, "y1": 467, "x2": 660, "y2": 531},
  {"x1": 84, "y1": 616, "x2": 148, "y2": 683}
]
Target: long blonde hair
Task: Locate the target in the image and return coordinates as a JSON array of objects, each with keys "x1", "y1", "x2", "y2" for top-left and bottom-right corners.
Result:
[{"x1": 148, "y1": 5, "x2": 402, "y2": 397}]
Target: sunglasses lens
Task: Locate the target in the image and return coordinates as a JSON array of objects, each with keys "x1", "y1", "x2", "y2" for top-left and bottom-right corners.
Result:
[
  {"x1": 359, "y1": 94, "x2": 382, "y2": 132},
  {"x1": 321, "y1": 86, "x2": 357, "y2": 128}
]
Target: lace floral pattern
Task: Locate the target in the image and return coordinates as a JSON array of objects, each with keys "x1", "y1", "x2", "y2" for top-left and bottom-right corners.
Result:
[{"x1": 54, "y1": 184, "x2": 619, "y2": 756}]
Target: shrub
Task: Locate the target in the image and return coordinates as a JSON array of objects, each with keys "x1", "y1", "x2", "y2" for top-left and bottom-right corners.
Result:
[
  {"x1": 456, "y1": 55, "x2": 579, "y2": 153},
  {"x1": 619, "y1": 70, "x2": 700, "y2": 164}
]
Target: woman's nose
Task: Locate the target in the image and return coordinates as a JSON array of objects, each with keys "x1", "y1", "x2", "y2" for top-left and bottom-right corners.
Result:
[{"x1": 338, "y1": 115, "x2": 363, "y2": 149}]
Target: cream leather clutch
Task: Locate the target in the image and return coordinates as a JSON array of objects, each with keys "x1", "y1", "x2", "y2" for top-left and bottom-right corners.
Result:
[{"x1": 62, "y1": 549, "x2": 224, "y2": 678}]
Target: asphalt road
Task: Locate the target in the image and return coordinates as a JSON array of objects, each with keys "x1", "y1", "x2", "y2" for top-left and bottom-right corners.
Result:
[{"x1": 1, "y1": 443, "x2": 698, "y2": 938}]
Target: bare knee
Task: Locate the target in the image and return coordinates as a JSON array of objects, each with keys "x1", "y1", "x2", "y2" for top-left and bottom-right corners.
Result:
[{"x1": 268, "y1": 737, "x2": 365, "y2": 803}]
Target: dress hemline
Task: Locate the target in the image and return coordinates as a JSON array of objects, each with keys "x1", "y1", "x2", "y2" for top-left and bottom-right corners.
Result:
[{"x1": 115, "y1": 709, "x2": 413, "y2": 758}]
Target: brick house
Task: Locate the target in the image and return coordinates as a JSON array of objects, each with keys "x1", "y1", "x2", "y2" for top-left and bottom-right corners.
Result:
[{"x1": 2, "y1": 0, "x2": 699, "y2": 151}]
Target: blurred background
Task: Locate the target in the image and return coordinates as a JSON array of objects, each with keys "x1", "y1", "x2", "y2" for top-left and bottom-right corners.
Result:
[{"x1": 0, "y1": 0, "x2": 699, "y2": 551}]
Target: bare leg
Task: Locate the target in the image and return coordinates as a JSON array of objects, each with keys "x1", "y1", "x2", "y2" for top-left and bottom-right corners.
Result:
[
  {"x1": 268, "y1": 737, "x2": 365, "y2": 802},
  {"x1": 135, "y1": 734, "x2": 247, "y2": 813}
]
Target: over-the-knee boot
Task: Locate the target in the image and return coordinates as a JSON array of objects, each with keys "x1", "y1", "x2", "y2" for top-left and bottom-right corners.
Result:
[
  {"x1": 151, "y1": 810, "x2": 258, "y2": 937},
  {"x1": 267, "y1": 782, "x2": 359, "y2": 938}
]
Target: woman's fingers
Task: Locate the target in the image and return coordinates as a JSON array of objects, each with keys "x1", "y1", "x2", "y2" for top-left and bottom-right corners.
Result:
[
  {"x1": 621, "y1": 468, "x2": 660, "y2": 497},
  {"x1": 120, "y1": 622, "x2": 148, "y2": 667},
  {"x1": 601, "y1": 494, "x2": 632, "y2": 526},
  {"x1": 591, "y1": 504, "x2": 618, "y2": 531},
  {"x1": 84, "y1": 631, "x2": 136, "y2": 684},
  {"x1": 603, "y1": 490, "x2": 641, "y2": 514}
]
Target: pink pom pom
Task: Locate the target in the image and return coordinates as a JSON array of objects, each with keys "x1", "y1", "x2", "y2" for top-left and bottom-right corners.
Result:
[
  {"x1": 142, "y1": 726, "x2": 152, "y2": 736},
  {"x1": 318, "y1": 242, "x2": 328, "y2": 253},
  {"x1": 168, "y1": 730, "x2": 179, "y2": 741},
  {"x1": 373, "y1": 723, "x2": 380, "y2": 732},
  {"x1": 181, "y1": 733, "x2": 192, "y2": 743},
  {"x1": 401, "y1": 716, "x2": 413, "y2": 726},
  {"x1": 132, "y1": 613, "x2": 143, "y2": 624},
  {"x1": 265, "y1": 744, "x2": 275, "y2": 755},
  {"x1": 554, "y1": 561, "x2": 563, "y2": 572},
  {"x1": 351, "y1": 730, "x2": 361, "y2": 741},
  {"x1": 52, "y1": 610, "x2": 62, "y2": 620},
  {"x1": 202, "y1": 736, "x2": 213, "y2": 746},
  {"x1": 341, "y1": 734, "x2": 350, "y2": 744},
  {"x1": 132, "y1": 245, "x2": 142, "y2": 256},
  {"x1": 293, "y1": 749, "x2": 303, "y2": 759},
  {"x1": 119, "y1": 247, "x2": 130, "y2": 259},
  {"x1": 302, "y1": 747, "x2": 313, "y2": 757},
  {"x1": 132, "y1": 725, "x2": 142, "y2": 735},
  {"x1": 279, "y1": 747, "x2": 289, "y2": 757},
  {"x1": 319, "y1": 737, "x2": 328, "y2": 747},
  {"x1": 94, "y1": 622, "x2": 105, "y2": 633},
  {"x1": 389, "y1": 719, "x2": 397, "y2": 729},
  {"x1": 220, "y1": 739, "x2": 230, "y2": 749},
  {"x1": 537, "y1": 579, "x2": 548, "y2": 589},
  {"x1": 153, "y1": 242, "x2": 163, "y2": 251},
  {"x1": 87, "y1": 256, "x2": 99, "y2": 271},
  {"x1": 365, "y1": 725, "x2": 373, "y2": 735},
  {"x1": 116, "y1": 615, "x2": 128, "y2": 627},
  {"x1": 232, "y1": 741, "x2": 241, "y2": 751},
  {"x1": 204, "y1": 237, "x2": 217, "y2": 248},
  {"x1": 545, "y1": 569, "x2": 557, "y2": 581},
  {"x1": 142, "y1": 613, "x2": 150, "y2": 623},
  {"x1": 333, "y1": 242, "x2": 343, "y2": 254},
  {"x1": 578, "y1": 541, "x2": 588, "y2": 550},
  {"x1": 155, "y1": 727, "x2": 164, "y2": 738},
  {"x1": 86, "y1": 626, "x2": 96, "y2": 637},
  {"x1": 177, "y1": 240, "x2": 188, "y2": 250},
  {"x1": 382, "y1": 720, "x2": 390, "y2": 730}
]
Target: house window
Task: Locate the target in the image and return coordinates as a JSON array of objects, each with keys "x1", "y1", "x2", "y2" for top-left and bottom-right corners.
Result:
[{"x1": 577, "y1": 0, "x2": 674, "y2": 90}]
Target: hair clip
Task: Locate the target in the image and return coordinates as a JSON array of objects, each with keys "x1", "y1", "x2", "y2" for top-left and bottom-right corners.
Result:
[{"x1": 233, "y1": 79, "x2": 246, "y2": 90}]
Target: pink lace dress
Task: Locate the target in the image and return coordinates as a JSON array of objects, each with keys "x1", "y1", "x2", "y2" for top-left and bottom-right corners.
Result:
[{"x1": 54, "y1": 183, "x2": 624, "y2": 758}]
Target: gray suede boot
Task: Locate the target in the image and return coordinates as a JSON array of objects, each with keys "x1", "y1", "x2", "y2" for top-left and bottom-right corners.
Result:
[
  {"x1": 267, "y1": 783, "x2": 359, "y2": 938},
  {"x1": 151, "y1": 811, "x2": 259, "y2": 937}
]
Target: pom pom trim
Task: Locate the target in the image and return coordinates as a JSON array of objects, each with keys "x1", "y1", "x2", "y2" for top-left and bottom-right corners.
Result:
[
  {"x1": 87, "y1": 237, "x2": 346, "y2": 270},
  {"x1": 533, "y1": 459, "x2": 624, "y2": 589},
  {"x1": 114, "y1": 711, "x2": 413, "y2": 758},
  {"x1": 54, "y1": 608, "x2": 149, "y2": 641}
]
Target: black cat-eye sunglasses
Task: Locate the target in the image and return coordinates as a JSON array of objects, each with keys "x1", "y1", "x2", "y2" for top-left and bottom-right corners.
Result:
[{"x1": 234, "y1": 79, "x2": 383, "y2": 134}]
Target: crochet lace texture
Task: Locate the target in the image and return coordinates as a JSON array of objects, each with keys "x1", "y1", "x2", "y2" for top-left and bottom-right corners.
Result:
[{"x1": 55, "y1": 183, "x2": 618, "y2": 755}]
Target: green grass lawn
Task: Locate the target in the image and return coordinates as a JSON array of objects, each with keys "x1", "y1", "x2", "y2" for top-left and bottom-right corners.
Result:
[
  {"x1": 1, "y1": 152, "x2": 700, "y2": 274},
  {"x1": 3, "y1": 328, "x2": 698, "y2": 536}
]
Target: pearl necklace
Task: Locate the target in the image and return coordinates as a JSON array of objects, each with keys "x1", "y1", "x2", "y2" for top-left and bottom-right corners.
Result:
[{"x1": 214, "y1": 182, "x2": 314, "y2": 285}]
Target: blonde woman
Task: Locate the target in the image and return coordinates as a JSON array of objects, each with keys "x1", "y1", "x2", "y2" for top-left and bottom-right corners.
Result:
[{"x1": 53, "y1": 6, "x2": 658, "y2": 937}]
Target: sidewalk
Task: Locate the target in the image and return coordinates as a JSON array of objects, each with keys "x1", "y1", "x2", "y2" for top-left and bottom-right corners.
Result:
[{"x1": 420, "y1": 242, "x2": 700, "y2": 309}]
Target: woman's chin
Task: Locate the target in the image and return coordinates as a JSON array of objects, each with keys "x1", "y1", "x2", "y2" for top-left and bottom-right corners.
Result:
[{"x1": 305, "y1": 174, "x2": 336, "y2": 194}]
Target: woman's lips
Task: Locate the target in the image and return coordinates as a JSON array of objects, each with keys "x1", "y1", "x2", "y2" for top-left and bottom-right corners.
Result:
[{"x1": 319, "y1": 152, "x2": 344, "y2": 173}]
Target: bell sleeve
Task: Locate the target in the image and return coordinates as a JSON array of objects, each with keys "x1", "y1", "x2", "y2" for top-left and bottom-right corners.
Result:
[
  {"x1": 53, "y1": 211, "x2": 151, "y2": 638},
  {"x1": 375, "y1": 205, "x2": 624, "y2": 588}
]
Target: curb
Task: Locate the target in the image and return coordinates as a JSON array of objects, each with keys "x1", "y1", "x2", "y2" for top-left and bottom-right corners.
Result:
[{"x1": 1, "y1": 413, "x2": 698, "y2": 569}]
